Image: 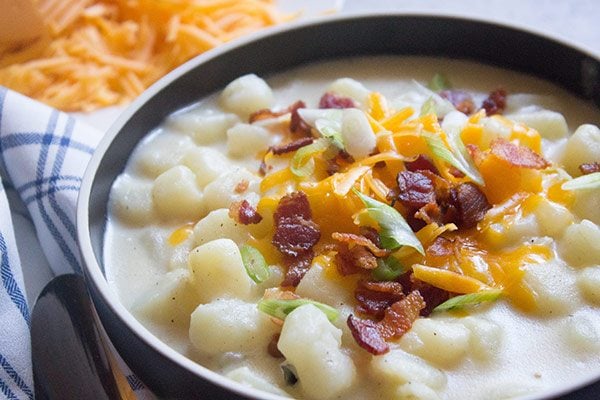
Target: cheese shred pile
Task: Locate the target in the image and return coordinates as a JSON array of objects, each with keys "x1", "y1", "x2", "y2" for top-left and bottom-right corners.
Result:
[{"x1": 0, "y1": 0, "x2": 292, "y2": 112}]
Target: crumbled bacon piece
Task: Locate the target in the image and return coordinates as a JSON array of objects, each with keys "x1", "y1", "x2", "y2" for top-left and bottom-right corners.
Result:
[
  {"x1": 377, "y1": 290, "x2": 425, "y2": 340},
  {"x1": 397, "y1": 171, "x2": 436, "y2": 209},
  {"x1": 347, "y1": 315, "x2": 389, "y2": 355},
  {"x1": 579, "y1": 162, "x2": 600, "y2": 175},
  {"x1": 289, "y1": 101, "x2": 312, "y2": 136},
  {"x1": 281, "y1": 250, "x2": 314, "y2": 287},
  {"x1": 414, "y1": 202, "x2": 442, "y2": 226},
  {"x1": 272, "y1": 192, "x2": 320, "y2": 285},
  {"x1": 332, "y1": 232, "x2": 388, "y2": 257},
  {"x1": 270, "y1": 137, "x2": 314, "y2": 155},
  {"x1": 426, "y1": 236, "x2": 454, "y2": 257},
  {"x1": 440, "y1": 90, "x2": 475, "y2": 115},
  {"x1": 319, "y1": 92, "x2": 356, "y2": 109},
  {"x1": 490, "y1": 138, "x2": 550, "y2": 169},
  {"x1": 249, "y1": 100, "x2": 306, "y2": 123},
  {"x1": 335, "y1": 243, "x2": 377, "y2": 275},
  {"x1": 355, "y1": 280, "x2": 405, "y2": 318},
  {"x1": 445, "y1": 182, "x2": 491, "y2": 229},
  {"x1": 267, "y1": 334, "x2": 283, "y2": 358},
  {"x1": 404, "y1": 154, "x2": 440, "y2": 175},
  {"x1": 360, "y1": 226, "x2": 381, "y2": 248},
  {"x1": 481, "y1": 88, "x2": 507, "y2": 115},
  {"x1": 228, "y1": 200, "x2": 263, "y2": 225},
  {"x1": 408, "y1": 278, "x2": 451, "y2": 317},
  {"x1": 234, "y1": 179, "x2": 249, "y2": 193}
]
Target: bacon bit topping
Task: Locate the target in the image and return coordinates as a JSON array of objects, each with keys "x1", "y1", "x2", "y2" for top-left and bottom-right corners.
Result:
[
  {"x1": 426, "y1": 236, "x2": 454, "y2": 257},
  {"x1": 228, "y1": 200, "x2": 263, "y2": 225},
  {"x1": 267, "y1": 333, "x2": 284, "y2": 358},
  {"x1": 281, "y1": 250, "x2": 314, "y2": 287},
  {"x1": 234, "y1": 179, "x2": 249, "y2": 193},
  {"x1": 405, "y1": 277, "x2": 451, "y2": 316},
  {"x1": 272, "y1": 192, "x2": 320, "y2": 286},
  {"x1": 355, "y1": 280, "x2": 405, "y2": 318},
  {"x1": 440, "y1": 90, "x2": 475, "y2": 115},
  {"x1": 405, "y1": 154, "x2": 440, "y2": 175},
  {"x1": 335, "y1": 243, "x2": 378, "y2": 275},
  {"x1": 377, "y1": 290, "x2": 425, "y2": 340},
  {"x1": 481, "y1": 88, "x2": 507, "y2": 115},
  {"x1": 360, "y1": 226, "x2": 382, "y2": 247},
  {"x1": 249, "y1": 100, "x2": 306, "y2": 123},
  {"x1": 289, "y1": 101, "x2": 311, "y2": 136},
  {"x1": 397, "y1": 171, "x2": 436, "y2": 210},
  {"x1": 490, "y1": 138, "x2": 550, "y2": 169},
  {"x1": 270, "y1": 137, "x2": 314, "y2": 155},
  {"x1": 445, "y1": 182, "x2": 491, "y2": 229},
  {"x1": 579, "y1": 161, "x2": 600, "y2": 175},
  {"x1": 332, "y1": 232, "x2": 389, "y2": 257},
  {"x1": 347, "y1": 315, "x2": 389, "y2": 355},
  {"x1": 318, "y1": 92, "x2": 356, "y2": 109}
]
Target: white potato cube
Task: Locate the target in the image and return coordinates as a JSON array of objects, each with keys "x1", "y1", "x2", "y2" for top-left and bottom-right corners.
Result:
[
  {"x1": 561, "y1": 313, "x2": 600, "y2": 353},
  {"x1": 396, "y1": 382, "x2": 441, "y2": 400},
  {"x1": 481, "y1": 117, "x2": 511, "y2": 148},
  {"x1": 188, "y1": 238, "x2": 254, "y2": 303},
  {"x1": 219, "y1": 74, "x2": 273, "y2": 119},
  {"x1": 558, "y1": 220, "x2": 600, "y2": 267},
  {"x1": 167, "y1": 110, "x2": 239, "y2": 144},
  {"x1": 182, "y1": 147, "x2": 232, "y2": 188},
  {"x1": 371, "y1": 348, "x2": 447, "y2": 390},
  {"x1": 562, "y1": 124, "x2": 600, "y2": 176},
  {"x1": 399, "y1": 318, "x2": 471, "y2": 367},
  {"x1": 487, "y1": 213, "x2": 539, "y2": 249},
  {"x1": 225, "y1": 367, "x2": 289, "y2": 396},
  {"x1": 577, "y1": 266, "x2": 600, "y2": 305},
  {"x1": 152, "y1": 165, "x2": 204, "y2": 221},
  {"x1": 193, "y1": 208, "x2": 250, "y2": 246},
  {"x1": 132, "y1": 269, "x2": 199, "y2": 327},
  {"x1": 189, "y1": 299, "x2": 278, "y2": 356},
  {"x1": 341, "y1": 108, "x2": 376, "y2": 160},
  {"x1": 327, "y1": 78, "x2": 370, "y2": 105},
  {"x1": 277, "y1": 304, "x2": 356, "y2": 400},
  {"x1": 133, "y1": 132, "x2": 194, "y2": 178},
  {"x1": 523, "y1": 260, "x2": 579, "y2": 316},
  {"x1": 573, "y1": 189, "x2": 600, "y2": 225},
  {"x1": 508, "y1": 110, "x2": 568, "y2": 139},
  {"x1": 227, "y1": 123, "x2": 272, "y2": 158},
  {"x1": 203, "y1": 168, "x2": 260, "y2": 211},
  {"x1": 533, "y1": 198, "x2": 574, "y2": 237},
  {"x1": 296, "y1": 263, "x2": 352, "y2": 307},
  {"x1": 460, "y1": 317, "x2": 503, "y2": 361},
  {"x1": 110, "y1": 174, "x2": 155, "y2": 225}
]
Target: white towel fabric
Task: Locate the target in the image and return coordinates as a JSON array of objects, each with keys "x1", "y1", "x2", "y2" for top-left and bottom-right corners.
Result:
[{"x1": 0, "y1": 87, "x2": 153, "y2": 399}]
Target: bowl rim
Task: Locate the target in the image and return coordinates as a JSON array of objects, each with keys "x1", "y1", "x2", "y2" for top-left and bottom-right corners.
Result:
[{"x1": 77, "y1": 11, "x2": 600, "y2": 400}]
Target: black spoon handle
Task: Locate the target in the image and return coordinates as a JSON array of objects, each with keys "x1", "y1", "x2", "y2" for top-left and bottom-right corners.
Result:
[{"x1": 32, "y1": 274, "x2": 122, "y2": 400}]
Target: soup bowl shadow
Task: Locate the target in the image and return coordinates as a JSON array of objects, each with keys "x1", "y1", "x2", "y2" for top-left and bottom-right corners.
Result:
[{"x1": 77, "y1": 13, "x2": 600, "y2": 400}]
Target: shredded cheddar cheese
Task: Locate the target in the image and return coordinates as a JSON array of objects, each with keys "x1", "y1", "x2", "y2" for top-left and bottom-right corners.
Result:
[{"x1": 0, "y1": 0, "x2": 292, "y2": 111}]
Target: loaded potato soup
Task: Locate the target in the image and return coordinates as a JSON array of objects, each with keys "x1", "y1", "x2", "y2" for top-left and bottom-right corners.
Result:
[{"x1": 105, "y1": 57, "x2": 600, "y2": 400}]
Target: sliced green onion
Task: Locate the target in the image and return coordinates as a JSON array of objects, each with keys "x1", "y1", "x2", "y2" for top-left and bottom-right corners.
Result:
[
  {"x1": 353, "y1": 189, "x2": 424, "y2": 254},
  {"x1": 372, "y1": 256, "x2": 407, "y2": 281},
  {"x1": 561, "y1": 172, "x2": 600, "y2": 191},
  {"x1": 428, "y1": 73, "x2": 451, "y2": 92},
  {"x1": 315, "y1": 118, "x2": 344, "y2": 149},
  {"x1": 240, "y1": 244, "x2": 270, "y2": 283},
  {"x1": 420, "y1": 97, "x2": 436, "y2": 117},
  {"x1": 423, "y1": 131, "x2": 484, "y2": 185},
  {"x1": 433, "y1": 289, "x2": 503, "y2": 313},
  {"x1": 258, "y1": 298, "x2": 339, "y2": 322},
  {"x1": 290, "y1": 138, "x2": 330, "y2": 177}
]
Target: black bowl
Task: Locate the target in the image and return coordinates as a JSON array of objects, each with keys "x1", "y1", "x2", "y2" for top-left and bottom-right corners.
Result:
[{"x1": 78, "y1": 13, "x2": 600, "y2": 400}]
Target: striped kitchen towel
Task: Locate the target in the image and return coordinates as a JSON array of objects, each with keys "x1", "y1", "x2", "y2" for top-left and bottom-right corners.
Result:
[{"x1": 0, "y1": 87, "x2": 153, "y2": 399}]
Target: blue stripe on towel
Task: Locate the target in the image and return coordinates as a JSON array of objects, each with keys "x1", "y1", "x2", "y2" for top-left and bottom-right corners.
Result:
[
  {"x1": 0, "y1": 354, "x2": 33, "y2": 400},
  {"x1": 0, "y1": 133, "x2": 94, "y2": 155},
  {"x1": 0, "y1": 233, "x2": 30, "y2": 327},
  {"x1": 0, "y1": 378, "x2": 19, "y2": 400},
  {"x1": 23, "y1": 185, "x2": 80, "y2": 206},
  {"x1": 126, "y1": 374, "x2": 146, "y2": 391},
  {"x1": 16, "y1": 175, "x2": 81, "y2": 195}
]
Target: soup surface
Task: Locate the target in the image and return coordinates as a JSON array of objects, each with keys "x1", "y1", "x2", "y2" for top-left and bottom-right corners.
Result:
[{"x1": 105, "y1": 57, "x2": 600, "y2": 400}]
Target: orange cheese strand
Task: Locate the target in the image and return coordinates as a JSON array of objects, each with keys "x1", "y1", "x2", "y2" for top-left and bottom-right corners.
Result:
[{"x1": 412, "y1": 264, "x2": 490, "y2": 294}]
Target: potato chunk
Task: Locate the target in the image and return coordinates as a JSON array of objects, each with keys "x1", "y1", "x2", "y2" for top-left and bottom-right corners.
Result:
[
  {"x1": 341, "y1": 108, "x2": 376, "y2": 160},
  {"x1": 508, "y1": 109, "x2": 568, "y2": 139},
  {"x1": 224, "y1": 367, "x2": 288, "y2": 396},
  {"x1": 133, "y1": 133, "x2": 194, "y2": 178},
  {"x1": 561, "y1": 313, "x2": 600, "y2": 353},
  {"x1": 399, "y1": 318, "x2": 471, "y2": 367},
  {"x1": 371, "y1": 348, "x2": 447, "y2": 390},
  {"x1": 193, "y1": 208, "x2": 250, "y2": 246},
  {"x1": 152, "y1": 165, "x2": 204, "y2": 221},
  {"x1": 561, "y1": 124, "x2": 600, "y2": 176},
  {"x1": 188, "y1": 238, "x2": 254, "y2": 303},
  {"x1": 460, "y1": 317, "x2": 503, "y2": 361},
  {"x1": 203, "y1": 168, "x2": 260, "y2": 211},
  {"x1": 182, "y1": 147, "x2": 232, "y2": 188},
  {"x1": 558, "y1": 220, "x2": 600, "y2": 268},
  {"x1": 110, "y1": 174, "x2": 155, "y2": 225},
  {"x1": 189, "y1": 299, "x2": 277, "y2": 356},
  {"x1": 226, "y1": 123, "x2": 272, "y2": 158},
  {"x1": 396, "y1": 382, "x2": 441, "y2": 400},
  {"x1": 326, "y1": 78, "x2": 370, "y2": 105},
  {"x1": 219, "y1": 74, "x2": 273, "y2": 119},
  {"x1": 523, "y1": 260, "x2": 579, "y2": 316},
  {"x1": 577, "y1": 266, "x2": 600, "y2": 305},
  {"x1": 277, "y1": 304, "x2": 356, "y2": 400},
  {"x1": 167, "y1": 111, "x2": 239, "y2": 144},
  {"x1": 533, "y1": 197, "x2": 574, "y2": 237}
]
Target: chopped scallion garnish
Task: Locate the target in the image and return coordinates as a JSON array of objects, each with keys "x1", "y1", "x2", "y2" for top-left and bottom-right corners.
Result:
[
  {"x1": 353, "y1": 189, "x2": 424, "y2": 254},
  {"x1": 561, "y1": 172, "x2": 600, "y2": 191},
  {"x1": 433, "y1": 289, "x2": 503, "y2": 312},
  {"x1": 240, "y1": 244, "x2": 270, "y2": 283},
  {"x1": 258, "y1": 298, "x2": 339, "y2": 322},
  {"x1": 372, "y1": 256, "x2": 407, "y2": 281},
  {"x1": 429, "y1": 73, "x2": 451, "y2": 92},
  {"x1": 290, "y1": 138, "x2": 330, "y2": 177},
  {"x1": 419, "y1": 97, "x2": 436, "y2": 117}
]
